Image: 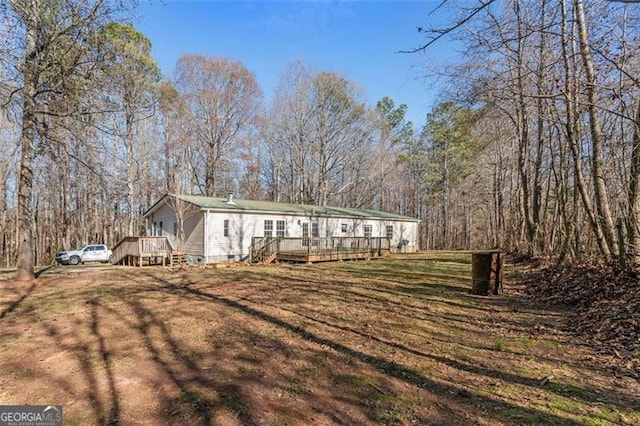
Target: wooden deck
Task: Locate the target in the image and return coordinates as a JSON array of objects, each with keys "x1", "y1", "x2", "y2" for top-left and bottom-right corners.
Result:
[
  {"x1": 250, "y1": 237, "x2": 391, "y2": 264},
  {"x1": 110, "y1": 236, "x2": 173, "y2": 266},
  {"x1": 110, "y1": 236, "x2": 391, "y2": 267}
]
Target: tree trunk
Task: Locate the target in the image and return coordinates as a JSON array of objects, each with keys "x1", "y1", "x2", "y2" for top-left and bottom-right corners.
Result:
[
  {"x1": 514, "y1": 0, "x2": 536, "y2": 256},
  {"x1": 16, "y1": 8, "x2": 39, "y2": 281},
  {"x1": 532, "y1": 0, "x2": 547, "y2": 254},
  {"x1": 627, "y1": 100, "x2": 640, "y2": 267},
  {"x1": 574, "y1": 0, "x2": 619, "y2": 260},
  {"x1": 559, "y1": 0, "x2": 610, "y2": 258}
]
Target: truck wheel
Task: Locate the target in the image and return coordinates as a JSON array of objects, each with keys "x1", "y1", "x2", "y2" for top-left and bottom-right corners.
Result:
[{"x1": 69, "y1": 256, "x2": 80, "y2": 265}]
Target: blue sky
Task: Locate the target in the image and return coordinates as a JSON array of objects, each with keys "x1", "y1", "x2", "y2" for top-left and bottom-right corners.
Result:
[{"x1": 138, "y1": 0, "x2": 460, "y2": 128}]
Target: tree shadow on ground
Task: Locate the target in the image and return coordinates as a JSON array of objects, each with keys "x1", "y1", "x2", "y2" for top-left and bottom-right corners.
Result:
[
  {"x1": 142, "y1": 273, "x2": 598, "y2": 425},
  {"x1": 4, "y1": 259, "x2": 638, "y2": 425},
  {"x1": 0, "y1": 282, "x2": 36, "y2": 321},
  {"x1": 247, "y1": 295, "x2": 633, "y2": 409}
]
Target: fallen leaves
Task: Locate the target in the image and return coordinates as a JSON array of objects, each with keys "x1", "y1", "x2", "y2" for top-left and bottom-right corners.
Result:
[{"x1": 519, "y1": 262, "x2": 640, "y2": 377}]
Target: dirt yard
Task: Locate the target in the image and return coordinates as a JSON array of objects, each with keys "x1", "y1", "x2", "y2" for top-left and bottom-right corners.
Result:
[{"x1": 0, "y1": 253, "x2": 638, "y2": 425}]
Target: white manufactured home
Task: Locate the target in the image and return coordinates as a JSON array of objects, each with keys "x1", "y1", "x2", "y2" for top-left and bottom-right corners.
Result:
[{"x1": 143, "y1": 193, "x2": 420, "y2": 264}]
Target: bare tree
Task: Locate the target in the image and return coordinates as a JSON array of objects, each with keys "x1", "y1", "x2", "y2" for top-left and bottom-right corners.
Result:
[
  {"x1": 99, "y1": 23, "x2": 161, "y2": 236},
  {"x1": 4, "y1": 0, "x2": 135, "y2": 280},
  {"x1": 174, "y1": 54, "x2": 262, "y2": 197},
  {"x1": 410, "y1": 0, "x2": 640, "y2": 263},
  {"x1": 262, "y1": 60, "x2": 315, "y2": 204}
]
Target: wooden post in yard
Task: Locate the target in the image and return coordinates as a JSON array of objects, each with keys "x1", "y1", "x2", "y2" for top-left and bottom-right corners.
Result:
[{"x1": 493, "y1": 252, "x2": 504, "y2": 295}]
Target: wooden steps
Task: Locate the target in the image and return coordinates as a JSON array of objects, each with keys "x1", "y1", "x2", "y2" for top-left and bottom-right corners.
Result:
[
  {"x1": 170, "y1": 252, "x2": 188, "y2": 266},
  {"x1": 262, "y1": 252, "x2": 278, "y2": 265}
]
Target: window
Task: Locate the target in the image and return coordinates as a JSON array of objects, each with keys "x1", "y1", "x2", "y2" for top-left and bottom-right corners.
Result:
[
  {"x1": 364, "y1": 225, "x2": 372, "y2": 238},
  {"x1": 341, "y1": 223, "x2": 348, "y2": 233},
  {"x1": 173, "y1": 222, "x2": 178, "y2": 237},
  {"x1": 276, "y1": 220, "x2": 285, "y2": 237},
  {"x1": 152, "y1": 222, "x2": 157, "y2": 236},
  {"x1": 223, "y1": 219, "x2": 229, "y2": 237},
  {"x1": 264, "y1": 220, "x2": 273, "y2": 237},
  {"x1": 228, "y1": 254, "x2": 235, "y2": 260},
  {"x1": 158, "y1": 221, "x2": 163, "y2": 236},
  {"x1": 302, "y1": 223, "x2": 309, "y2": 247},
  {"x1": 311, "y1": 221, "x2": 319, "y2": 237},
  {"x1": 386, "y1": 225, "x2": 393, "y2": 239}
]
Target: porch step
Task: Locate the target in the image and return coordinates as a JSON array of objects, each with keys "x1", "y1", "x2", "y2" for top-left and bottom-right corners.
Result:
[
  {"x1": 170, "y1": 252, "x2": 188, "y2": 266},
  {"x1": 263, "y1": 252, "x2": 278, "y2": 265}
]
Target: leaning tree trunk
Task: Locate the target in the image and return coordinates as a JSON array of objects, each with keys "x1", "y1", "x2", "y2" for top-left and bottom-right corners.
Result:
[
  {"x1": 561, "y1": 0, "x2": 610, "y2": 258},
  {"x1": 574, "y1": 0, "x2": 619, "y2": 261}
]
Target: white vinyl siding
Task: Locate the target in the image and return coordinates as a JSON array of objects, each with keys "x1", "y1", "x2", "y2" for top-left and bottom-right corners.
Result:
[
  {"x1": 146, "y1": 194, "x2": 422, "y2": 264},
  {"x1": 148, "y1": 204, "x2": 175, "y2": 239},
  {"x1": 181, "y1": 213, "x2": 205, "y2": 256},
  {"x1": 147, "y1": 203, "x2": 421, "y2": 263},
  {"x1": 147, "y1": 203, "x2": 205, "y2": 256},
  {"x1": 386, "y1": 225, "x2": 393, "y2": 239},
  {"x1": 201, "y1": 213, "x2": 420, "y2": 262}
]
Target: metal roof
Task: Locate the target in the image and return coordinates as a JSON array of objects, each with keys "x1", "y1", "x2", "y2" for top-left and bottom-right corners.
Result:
[{"x1": 145, "y1": 194, "x2": 419, "y2": 222}]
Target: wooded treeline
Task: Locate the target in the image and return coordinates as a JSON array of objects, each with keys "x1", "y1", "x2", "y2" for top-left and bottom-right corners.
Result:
[
  {"x1": 420, "y1": 0, "x2": 640, "y2": 268},
  {"x1": 0, "y1": 0, "x2": 638, "y2": 276}
]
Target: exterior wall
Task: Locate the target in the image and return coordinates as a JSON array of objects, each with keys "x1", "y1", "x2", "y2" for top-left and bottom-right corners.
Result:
[
  {"x1": 205, "y1": 211, "x2": 286, "y2": 263},
  {"x1": 146, "y1": 203, "x2": 176, "y2": 242},
  {"x1": 204, "y1": 210, "x2": 419, "y2": 263},
  {"x1": 148, "y1": 200, "x2": 419, "y2": 264},
  {"x1": 146, "y1": 202, "x2": 205, "y2": 257},
  {"x1": 181, "y1": 212, "x2": 205, "y2": 257},
  {"x1": 334, "y1": 218, "x2": 419, "y2": 253}
]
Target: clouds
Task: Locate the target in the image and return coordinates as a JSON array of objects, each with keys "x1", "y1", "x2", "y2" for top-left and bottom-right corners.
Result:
[{"x1": 249, "y1": 1, "x2": 356, "y2": 41}]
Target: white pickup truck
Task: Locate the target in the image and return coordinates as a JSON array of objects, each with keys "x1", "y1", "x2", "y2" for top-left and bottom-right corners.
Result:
[{"x1": 55, "y1": 244, "x2": 113, "y2": 265}]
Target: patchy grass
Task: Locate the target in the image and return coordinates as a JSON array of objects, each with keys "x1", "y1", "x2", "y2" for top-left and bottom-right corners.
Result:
[{"x1": 0, "y1": 253, "x2": 638, "y2": 425}]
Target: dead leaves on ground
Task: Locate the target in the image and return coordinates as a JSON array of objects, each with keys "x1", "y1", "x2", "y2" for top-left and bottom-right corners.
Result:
[{"x1": 518, "y1": 261, "x2": 640, "y2": 377}]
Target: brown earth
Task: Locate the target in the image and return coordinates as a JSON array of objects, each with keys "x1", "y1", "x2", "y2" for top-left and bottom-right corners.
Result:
[
  {"x1": 517, "y1": 259, "x2": 640, "y2": 373},
  {"x1": 0, "y1": 252, "x2": 638, "y2": 425}
]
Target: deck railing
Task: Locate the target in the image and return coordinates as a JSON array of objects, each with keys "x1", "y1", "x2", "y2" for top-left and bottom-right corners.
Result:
[
  {"x1": 250, "y1": 236, "x2": 391, "y2": 263},
  {"x1": 250, "y1": 237, "x2": 279, "y2": 263},
  {"x1": 139, "y1": 236, "x2": 172, "y2": 256},
  {"x1": 277, "y1": 236, "x2": 390, "y2": 253},
  {"x1": 111, "y1": 236, "x2": 172, "y2": 265}
]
